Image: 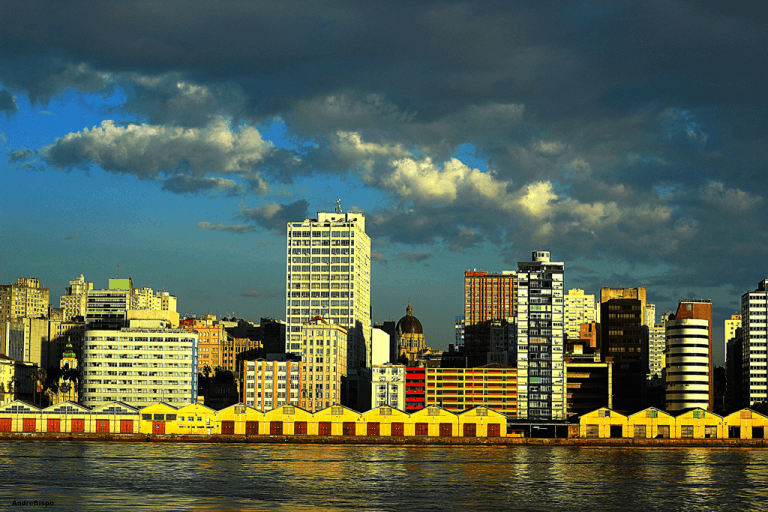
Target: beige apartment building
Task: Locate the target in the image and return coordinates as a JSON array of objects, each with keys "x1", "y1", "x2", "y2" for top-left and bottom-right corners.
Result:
[
  {"x1": 564, "y1": 289, "x2": 597, "y2": 341},
  {"x1": 298, "y1": 319, "x2": 348, "y2": 412}
]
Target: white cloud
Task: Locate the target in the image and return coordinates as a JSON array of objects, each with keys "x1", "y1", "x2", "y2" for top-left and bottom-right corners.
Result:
[
  {"x1": 701, "y1": 182, "x2": 762, "y2": 211},
  {"x1": 46, "y1": 118, "x2": 273, "y2": 178}
]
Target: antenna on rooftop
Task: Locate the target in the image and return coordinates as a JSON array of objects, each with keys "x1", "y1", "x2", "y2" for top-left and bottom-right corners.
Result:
[
  {"x1": 117, "y1": 263, "x2": 120, "y2": 279},
  {"x1": 335, "y1": 198, "x2": 343, "y2": 213}
]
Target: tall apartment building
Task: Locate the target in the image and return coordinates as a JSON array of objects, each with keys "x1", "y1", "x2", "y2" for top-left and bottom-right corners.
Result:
[
  {"x1": 242, "y1": 359, "x2": 304, "y2": 411},
  {"x1": 286, "y1": 205, "x2": 371, "y2": 371},
  {"x1": 59, "y1": 274, "x2": 93, "y2": 321},
  {"x1": 564, "y1": 289, "x2": 597, "y2": 341},
  {"x1": 463, "y1": 270, "x2": 517, "y2": 367},
  {"x1": 599, "y1": 286, "x2": 649, "y2": 412},
  {"x1": 648, "y1": 322, "x2": 666, "y2": 379},
  {"x1": 725, "y1": 314, "x2": 742, "y2": 362},
  {"x1": 741, "y1": 279, "x2": 768, "y2": 407},
  {"x1": 424, "y1": 365, "x2": 517, "y2": 416},
  {"x1": 0, "y1": 278, "x2": 50, "y2": 323},
  {"x1": 80, "y1": 323, "x2": 198, "y2": 406},
  {"x1": 515, "y1": 251, "x2": 565, "y2": 420},
  {"x1": 297, "y1": 319, "x2": 348, "y2": 411},
  {"x1": 370, "y1": 364, "x2": 405, "y2": 410},
  {"x1": 665, "y1": 299, "x2": 713, "y2": 411}
]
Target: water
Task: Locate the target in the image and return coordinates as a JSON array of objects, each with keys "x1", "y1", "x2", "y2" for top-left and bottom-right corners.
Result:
[{"x1": 0, "y1": 441, "x2": 766, "y2": 511}]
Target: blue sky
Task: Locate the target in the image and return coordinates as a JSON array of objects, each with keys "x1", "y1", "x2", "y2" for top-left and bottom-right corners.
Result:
[{"x1": 2, "y1": 1, "x2": 768, "y2": 365}]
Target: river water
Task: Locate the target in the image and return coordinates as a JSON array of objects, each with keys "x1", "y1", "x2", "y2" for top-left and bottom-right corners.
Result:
[{"x1": 0, "y1": 441, "x2": 766, "y2": 511}]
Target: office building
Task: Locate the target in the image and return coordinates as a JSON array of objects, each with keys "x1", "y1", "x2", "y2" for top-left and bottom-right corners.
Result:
[
  {"x1": 80, "y1": 323, "x2": 198, "y2": 406},
  {"x1": 464, "y1": 270, "x2": 516, "y2": 367},
  {"x1": 665, "y1": 299, "x2": 713, "y2": 411},
  {"x1": 565, "y1": 353, "x2": 613, "y2": 418},
  {"x1": 515, "y1": 250, "x2": 565, "y2": 420},
  {"x1": 741, "y1": 279, "x2": 768, "y2": 407},
  {"x1": 600, "y1": 287, "x2": 649, "y2": 412},
  {"x1": 286, "y1": 203, "x2": 371, "y2": 371},
  {"x1": 424, "y1": 365, "x2": 517, "y2": 416}
]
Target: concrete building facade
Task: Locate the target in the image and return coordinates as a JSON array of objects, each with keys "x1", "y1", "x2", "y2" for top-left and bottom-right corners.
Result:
[
  {"x1": 242, "y1": 359, "x2": 304, "y2": 411},
  {"x1": 516, "y1": 251, "x2": 565, "y2": 420},
  {"x1": 564, "y1": 289, "x2": 597, "y2": 341},
  {"x1": 81, "y1": 325, "x2": 198, "y2": 406},
  {"x1": 59, "y1": 274, "x2": 93, "y2": 321}
]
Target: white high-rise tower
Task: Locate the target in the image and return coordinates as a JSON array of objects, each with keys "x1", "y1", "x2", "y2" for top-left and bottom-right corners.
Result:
[
  {"x1": 285, "y1": 201, "x2": 371, "y2": 370},
  {"x1": 741, "y1": 279, "x2": 768, "y2": 407},
  {"x1": 516, "y1": 250, "x2": 566, "y2": 420}
]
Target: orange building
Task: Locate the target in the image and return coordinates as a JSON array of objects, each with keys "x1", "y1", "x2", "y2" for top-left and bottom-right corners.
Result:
[
  {"x1": 463, "y1": 271, "x2": 516, "y2": 367},
  {"x1": 424, "y1": 365, "x2": 517, "y2": 416}
]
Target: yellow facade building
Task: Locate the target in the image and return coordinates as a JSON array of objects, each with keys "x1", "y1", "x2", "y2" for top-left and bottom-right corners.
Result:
[
  {"x1": 216, "y1": 403, "x2": 265, "y2": 435},
  {"x1": 311, "y1": 405, "x2": 363, "y2": 436},
  {"x1": 579, "y1": 407, "x2": 629, "y2": 438},
  {"x1": 361, "y1": 406, "x2": 411, "y2": 436},
  {"x1": 175, "y1": 403, "x2": 218, "y2": 434},
  {"x1": 675, "y1": 408, "x2": 724, "y2": 439},
  {"x1": 457, "y1": 406, "x2": 507, "y2": 437},
  {"x1": 409, "y1": 406, "x2": 461, "y2": 437},
  {"x1": 264, "y1": 404, "x2": 317, "y2": 435},
  {"x1": 626, "y1": 407, "x2": 676, "y2": 439},
  {"x1": 723, "y1": 410, "x2": 768, "y2": 439}
]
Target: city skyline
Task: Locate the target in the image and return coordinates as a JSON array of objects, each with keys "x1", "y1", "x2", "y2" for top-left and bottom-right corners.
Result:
[{"x1": 2, "y1": 2, "x2": 767, "y2": 366}]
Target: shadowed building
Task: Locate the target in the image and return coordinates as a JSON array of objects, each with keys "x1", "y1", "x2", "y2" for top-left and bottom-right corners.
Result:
[
  {"x1": 600, "y1": 287, "x2": 649, "y2": 413},
  {"x1": 463, "y1": 271, "x2": 517, "y2": 368}
]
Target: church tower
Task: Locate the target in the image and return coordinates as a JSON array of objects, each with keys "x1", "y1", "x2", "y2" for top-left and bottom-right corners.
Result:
[{"x1": 53, "y1": 341, "x2": 79, "y2": 404}]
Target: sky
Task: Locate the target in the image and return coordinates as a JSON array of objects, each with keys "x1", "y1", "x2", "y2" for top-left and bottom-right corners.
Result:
[{"x1": 1, "y1": 1, "x2": 767, "y2": 366}]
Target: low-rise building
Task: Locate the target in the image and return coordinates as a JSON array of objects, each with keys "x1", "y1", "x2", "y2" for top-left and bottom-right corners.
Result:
[
  {"x1": 370, "y1": 364, "x2": 405, "y2": 410},
  {"x1": 424, "y1": 365, "x2": 517, "y2": 416}
]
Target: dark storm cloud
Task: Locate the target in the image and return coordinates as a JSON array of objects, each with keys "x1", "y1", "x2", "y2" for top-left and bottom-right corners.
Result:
[
  {"x1": 2, "y1": 0, "x2": 768, "y2": 307},
  {"x1": 239, "y1": 200, "x2": 310, "y2": 233},
  {"x1": 0, "y1": 89, "x2": 18, "y2": 114}
]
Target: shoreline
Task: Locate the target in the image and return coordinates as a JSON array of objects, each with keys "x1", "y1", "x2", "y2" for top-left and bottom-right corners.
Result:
[{"x1": 0, "y1": 433, "x2": 766, "y2": 447}]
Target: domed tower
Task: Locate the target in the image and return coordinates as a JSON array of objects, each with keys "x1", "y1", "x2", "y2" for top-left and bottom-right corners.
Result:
[
  {"x1": 396, "y1": 301, "x2": 425, "y2": 365},
  {"x1": 53, "y1": 341, "x2": 79, "y2": 405}
]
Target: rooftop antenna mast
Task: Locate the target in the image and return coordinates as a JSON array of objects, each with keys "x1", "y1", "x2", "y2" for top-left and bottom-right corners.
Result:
[
  {"x1": 117, "y1": 263, "x2": 119, "y2": 279},
  {"x1": 335, "y1": 198, "x2": 343, "y2": 213}
]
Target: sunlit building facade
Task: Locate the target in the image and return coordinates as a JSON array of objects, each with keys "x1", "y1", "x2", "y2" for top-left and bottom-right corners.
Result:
[{"x1": 286, "y1": 206, "x2": 371, "y2": 371}]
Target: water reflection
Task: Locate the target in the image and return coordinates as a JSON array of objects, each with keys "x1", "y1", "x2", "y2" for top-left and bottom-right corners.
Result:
[{"x1": 0, "y1": 442, "x2": 767, "y2": 511}]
